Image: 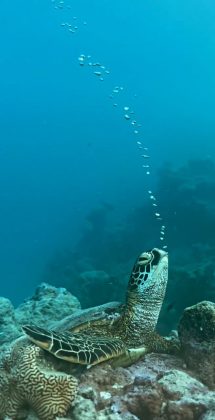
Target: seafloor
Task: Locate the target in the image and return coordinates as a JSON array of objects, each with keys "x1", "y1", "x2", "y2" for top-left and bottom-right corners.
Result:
[{"x1": 0, "y1": 283, "x2": 215, "y2": 420}]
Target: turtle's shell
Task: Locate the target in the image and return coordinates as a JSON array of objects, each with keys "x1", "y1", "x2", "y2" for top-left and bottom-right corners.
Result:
[
  {"x1": 49, "y1": 301, "x2": 124, "y2": 333},
  {"x1": 22, "y1": 249, "x2": 171, "y2": 366}
]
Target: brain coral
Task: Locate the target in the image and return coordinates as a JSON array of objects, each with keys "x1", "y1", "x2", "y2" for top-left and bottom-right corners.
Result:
[{"x1": 0, "y1": 336, "x2": 78, "y2": 419}]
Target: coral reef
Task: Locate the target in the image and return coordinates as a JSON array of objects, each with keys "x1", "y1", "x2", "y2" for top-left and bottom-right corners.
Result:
[
  {"x1": 157, "y1": 158, "x2": 215, "y2": 249},
  {"x1": 178, "y1": 300, "x2": 215, "y2": 388},
  {"x1": 72, "y1": 353, "x2": 215, "y2": 419},
  {"x1": 0, "y1": 279, "x2": 215, "y2": 418},
  {"x1": 16, "y1": 282, "x2": 81, "y2": 326},
  {"x1": 78, "y1": 270, "x2": 116, "y2": 308},
  {"x1": 1, "y1": 337, "x2": 215, "y2": 419},
  {"x1": 0, "y1": 296, "x2": 19, "y2": 347},
  {"x1": 0, "y1": 336, "x2": 78, "y2": 419},
  {"x1": 0, "y1": 283, "x2": 81, "y2": 348},
  {"x1": 44, "y1": 245, "x2": 129, "y2": 310}
]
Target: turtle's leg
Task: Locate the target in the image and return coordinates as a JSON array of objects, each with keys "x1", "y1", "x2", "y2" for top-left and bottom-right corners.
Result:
[
  {"x1": 146, "y1": 332, "x2": 181, "y2": 354},
  {"x1": 111, "y1": 333, "x2": 180, "y2": 368},
  {"x1": 111, "y1": 346, "x2": 147, "y2": 368}
]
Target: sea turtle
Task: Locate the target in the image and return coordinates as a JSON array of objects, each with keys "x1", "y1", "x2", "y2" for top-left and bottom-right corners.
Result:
[{"x1": 23, "y1": 248, "x2": 179, "y2": 369}]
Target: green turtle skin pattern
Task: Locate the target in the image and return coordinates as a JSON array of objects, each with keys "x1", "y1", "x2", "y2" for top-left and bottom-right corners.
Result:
[
  {"x1": 22, "y1": 325, "x2": 126, "y2": 365},
  {"x1": 23, "y1": 248, "x2": 178, "y2": 366},
  {"x1": 113, "y1": 248, "x2": 168, "y2": 347}
]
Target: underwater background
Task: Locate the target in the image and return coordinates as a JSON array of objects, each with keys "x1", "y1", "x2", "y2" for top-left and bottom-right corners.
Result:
[{"x1": 0, "y1": 0, "x2": 215, "y2": 332}]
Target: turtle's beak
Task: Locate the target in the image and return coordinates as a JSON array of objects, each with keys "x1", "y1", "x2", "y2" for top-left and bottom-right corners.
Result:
[
  {"x1": 153, "y1": 248, "x2": 168, "y2": 257},
  {"x1": 151, "y1": 248, "x2": 168, "y2": 266}
]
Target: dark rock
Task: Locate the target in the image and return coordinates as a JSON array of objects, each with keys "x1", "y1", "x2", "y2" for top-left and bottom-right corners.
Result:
[
  {"x1": 178, "y1": 301, "x2": 215, "y2": 388},
  {"x1": 0, "y1": 297, "x2": 21, "y2": 346}
]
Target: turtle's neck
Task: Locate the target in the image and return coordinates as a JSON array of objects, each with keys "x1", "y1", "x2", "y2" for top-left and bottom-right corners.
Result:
[{"x1": 115, "y1": 264, "x2": 168, "y2": 346}]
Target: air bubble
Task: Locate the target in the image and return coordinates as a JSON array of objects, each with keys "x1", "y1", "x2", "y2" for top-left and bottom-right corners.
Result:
[
  {"x1": 78, "y1": 55, "x2": 85, "y2": 65},
  {"x1": 75, "y1": 47, "x2": 167, "y2": 248},
  {"x1": 124, "y1": 114, "x2": 130, "y2": 120}
]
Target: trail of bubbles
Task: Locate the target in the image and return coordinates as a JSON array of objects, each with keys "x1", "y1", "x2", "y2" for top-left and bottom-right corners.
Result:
[
  {"x1": 51, "y1": 1, "x2": 167, "y2": 249},
  {"x1": 52, "y1": 0, "x2": 87, "y2": 32}
]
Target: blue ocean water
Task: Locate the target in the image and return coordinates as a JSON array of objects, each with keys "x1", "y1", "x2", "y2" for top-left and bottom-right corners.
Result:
[{"x1": 0, "y1": 0, "x2": 215, "y2": 305}]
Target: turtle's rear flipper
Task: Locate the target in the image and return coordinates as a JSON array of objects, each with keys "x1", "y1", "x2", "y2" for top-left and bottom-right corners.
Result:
[{"x1": 145, "y1": 332, "x2": 181, "y2": 354}]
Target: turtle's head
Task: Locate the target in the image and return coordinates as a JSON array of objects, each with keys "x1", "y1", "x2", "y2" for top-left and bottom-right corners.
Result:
[
  {"x1": 128, "y1": 248, "x2": 168, "y2": 294},
  {"x1": 122, "y1": 248, "x2": 168, "y2": 340}
]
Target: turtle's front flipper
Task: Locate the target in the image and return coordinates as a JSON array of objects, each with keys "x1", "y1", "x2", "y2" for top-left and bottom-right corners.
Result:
[
  {"x1": 22, "y1": 325, "x2": 126, "y2": 366},
  {"x1": 111, "y1": 346, "x2": 147, "y2": 368}
]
